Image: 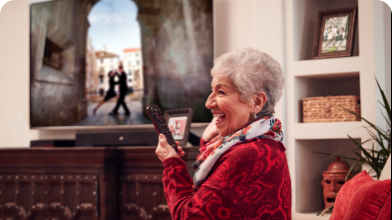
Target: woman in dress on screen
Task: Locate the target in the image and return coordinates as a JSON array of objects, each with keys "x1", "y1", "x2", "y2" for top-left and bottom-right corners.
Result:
[
  {"x1": 93, "y1": 70, "x2": 118, "y2": 115},
  {"x1": 155, "y1": 48, "x2": 291, "y2": 219}
]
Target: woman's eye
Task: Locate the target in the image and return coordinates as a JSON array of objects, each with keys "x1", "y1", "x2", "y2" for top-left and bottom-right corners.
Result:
[{"x1": 218, "y1": 90, "x2": 225, "y2": 95}]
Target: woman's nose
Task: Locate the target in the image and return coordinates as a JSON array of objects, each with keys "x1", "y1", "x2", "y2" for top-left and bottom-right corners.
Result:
[{"x1": 205, "y1": 94, "x2": 216, "y2": 109}]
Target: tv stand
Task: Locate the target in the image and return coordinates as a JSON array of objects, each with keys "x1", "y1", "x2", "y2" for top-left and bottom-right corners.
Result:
[{"x1": 0, "y1": 146, "x2": 199, "y2": 220}]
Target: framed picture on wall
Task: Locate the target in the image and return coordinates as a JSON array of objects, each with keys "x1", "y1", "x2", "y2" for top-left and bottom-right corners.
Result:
[
  {"x1": 164, "y1": 108, "x2": 193, "y2": 147},
  {"x1": 312, "y1": 7, "x2": 357, "y2": 59}
]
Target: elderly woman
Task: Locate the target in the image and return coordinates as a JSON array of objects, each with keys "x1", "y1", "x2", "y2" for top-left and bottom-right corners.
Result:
[{"x1": 156, "y1": 48, "x2": 291, "y2": 219}]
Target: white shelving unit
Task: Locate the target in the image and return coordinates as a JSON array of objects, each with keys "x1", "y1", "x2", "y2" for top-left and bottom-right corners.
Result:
[{"x1": 284, "y1": 0, "x2": 391, "y2": 219}]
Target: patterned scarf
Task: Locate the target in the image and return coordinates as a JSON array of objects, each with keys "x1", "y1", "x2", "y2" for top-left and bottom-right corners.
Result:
[{"x1": 192, "y1": 115, "x2": 283, "y2": 190}]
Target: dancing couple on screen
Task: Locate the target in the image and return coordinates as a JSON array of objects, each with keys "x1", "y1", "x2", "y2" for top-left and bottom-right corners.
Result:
[{"x1": 93, "y1": 65, "x2": 131, "y2": 116}]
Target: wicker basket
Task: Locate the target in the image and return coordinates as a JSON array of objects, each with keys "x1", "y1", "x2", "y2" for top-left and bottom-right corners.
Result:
[{"x1": 302, "y1": 95, "x2": 361, "y2": 123}]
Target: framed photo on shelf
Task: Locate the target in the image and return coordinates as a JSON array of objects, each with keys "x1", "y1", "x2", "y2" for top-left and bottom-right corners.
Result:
[
  {"x1": 164, "y1": 108, "x2": 193, "y2": 147},
  {"x1": 312, "y1": 7, "x2": 357, "y2": 59}
]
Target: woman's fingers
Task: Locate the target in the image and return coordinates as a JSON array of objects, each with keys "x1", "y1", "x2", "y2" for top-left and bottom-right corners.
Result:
[
  {"x1": 174, "y1": 141, "x2": 185, "y2": 157},
  {"x1": 156, "y1": 134, "x2": 179, "y2": 162},
  {"x1": 177, "y1": 146, "x2": 185, "y2": 157},
  {"x1": 159, "y1": 134, "x2": 176, "y2": 149},
  {"x1": 158, "y1": 134, "x2": 168, "y2": 146},
  {"x1": 202, "y1": 117, "x2": 220, "y2": 141}
]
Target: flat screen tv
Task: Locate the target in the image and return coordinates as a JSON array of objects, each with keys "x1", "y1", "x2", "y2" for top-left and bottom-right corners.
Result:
[{"x1": 30, "y1": 0, "x2": 214, "y2": 128}]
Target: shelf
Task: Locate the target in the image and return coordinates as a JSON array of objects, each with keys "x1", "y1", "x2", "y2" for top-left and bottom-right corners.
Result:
[
  {"x1": 294, "y1": 72, "x2": 360, "y2": 123},
  {"x1": 292, "y1": 121, "x2": 363, "y2": 139},
  {"x1": 291, "y1": 57, "x2": 361, "y2": 76},
  {"x1": 295, "y1": 139, "x2": 361, "y2": 215},
  {"x1": 292, "y1": 0, "x2": 359, "y2": 61},
  {"x1": 285, "y1": 1, "x2": 390, "y2": 220}
]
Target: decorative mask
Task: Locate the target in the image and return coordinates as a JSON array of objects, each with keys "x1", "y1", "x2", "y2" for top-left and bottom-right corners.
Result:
[{"x1": 321, "y1": 157, "x2": 349, "y2": 209}]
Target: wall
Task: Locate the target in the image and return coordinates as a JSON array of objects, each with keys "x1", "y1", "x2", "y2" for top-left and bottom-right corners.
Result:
[
  {"x1": 374, "y1": 0, "x2": 392, "y2": 137},
  {"x1": 0, "y1": 0, "x2": 34, "y2": 147},
  {"x1": 384, "y1": 3, "x2": 391, "y2": 105},
  {"x1": 214, "y1": 0, "x2": 286, "y2": 124},
  {"x1": 0, "y1": 0, "x2": 286, "y2": 147}
]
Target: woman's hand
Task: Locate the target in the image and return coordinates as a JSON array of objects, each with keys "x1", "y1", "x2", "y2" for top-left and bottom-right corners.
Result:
[
  {"x1": 202, "y1": 117, "x2": 220, "y2": 142},
  {"x1": 156, "y1": 134, "x2": 185, "y2": 162}
]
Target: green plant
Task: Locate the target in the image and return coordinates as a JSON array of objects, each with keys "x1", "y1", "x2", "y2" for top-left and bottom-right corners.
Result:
[
  {"x1": 320, "y1": 79, "x2": 391, "y2": 180},
  {"x1": 316, "y1": 79, "x2": 391, "y2": 216}
]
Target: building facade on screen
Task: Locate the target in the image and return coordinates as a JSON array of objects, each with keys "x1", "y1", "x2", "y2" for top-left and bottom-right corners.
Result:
[{"x1": 123, "y1": 48, "x2": 143, "y2": 93}]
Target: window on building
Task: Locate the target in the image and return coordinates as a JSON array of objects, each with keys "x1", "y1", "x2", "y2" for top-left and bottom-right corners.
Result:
[
  {"x1": 136, "y1": 60, "x2": 140, "y2": 65},
  {"x1": 100, "y1": 58, "x2": 103, "y2": 64},
  {"x1": 99, "y1": 75, "x2": 104, "y2": 84},
  {"x1": 128, "y1": 70, "x2": 132, "y2": 75},
  {"x1": 128, "y1": 79, "x2": 132, "y2": 82},
  {"x1": 43, "y1": 38, "x2": 63, "y2": 70}
]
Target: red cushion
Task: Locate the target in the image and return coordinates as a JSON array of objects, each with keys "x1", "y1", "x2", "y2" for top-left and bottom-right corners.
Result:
[
  {"x1": 330, "y1": 170, "x2": 391, "y2": 220},
  {"x1": 330, "y1": 170, "x2": 374, "y2": 220},
  {"x1": 344, "y1": 179, "x2": 391, "y2": 220}
]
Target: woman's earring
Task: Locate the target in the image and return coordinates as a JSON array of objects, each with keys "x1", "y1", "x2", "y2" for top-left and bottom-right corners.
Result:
[{"x1": 253, "y1": 112, "x2": 258, "y2": 120}]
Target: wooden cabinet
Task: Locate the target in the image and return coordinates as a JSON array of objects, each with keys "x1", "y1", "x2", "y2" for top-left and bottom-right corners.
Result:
[{"x1": 0, "y1": 147, "x2": 199, "y2": 220}]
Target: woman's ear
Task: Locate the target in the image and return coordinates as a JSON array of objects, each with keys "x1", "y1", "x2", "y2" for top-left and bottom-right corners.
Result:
[{"x1": 252, "y1": 92, "x2": 267, "y2": 113}]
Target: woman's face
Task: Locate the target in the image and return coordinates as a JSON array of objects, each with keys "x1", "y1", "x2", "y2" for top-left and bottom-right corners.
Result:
[{"x1": 205, "y1": 75, "x2": 253, "y2": 137}]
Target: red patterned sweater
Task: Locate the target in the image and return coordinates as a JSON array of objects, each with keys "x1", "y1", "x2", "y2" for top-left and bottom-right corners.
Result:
[{"x1": 162, "y1": 138, "x2": 292, "y2": 220}]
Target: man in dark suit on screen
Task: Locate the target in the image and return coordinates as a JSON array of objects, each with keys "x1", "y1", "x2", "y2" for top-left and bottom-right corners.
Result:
[{"x1": 110, "y1": 65, "x2": 130, "y2": 116}]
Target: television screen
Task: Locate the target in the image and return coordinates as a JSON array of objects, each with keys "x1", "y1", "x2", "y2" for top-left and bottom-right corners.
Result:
[{"x1": 30, "y1": 0, "x2": 214, "y2": 127}]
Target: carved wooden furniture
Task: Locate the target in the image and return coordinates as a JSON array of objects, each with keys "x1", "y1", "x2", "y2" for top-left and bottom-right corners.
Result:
[
  {"x1": 0, "y1": 147, "x2": 198, "y2": 220},
  {"x1": 116, "y1": 147, "x2": 198, "y2": 220}
]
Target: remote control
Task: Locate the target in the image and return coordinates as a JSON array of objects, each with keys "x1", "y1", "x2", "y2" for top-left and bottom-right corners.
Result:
[{"x1": 146, "y1": 105, "x2": 177, "y2": 150}]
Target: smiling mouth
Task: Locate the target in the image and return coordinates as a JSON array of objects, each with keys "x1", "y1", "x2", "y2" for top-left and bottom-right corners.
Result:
[{"x1": 214, "y1": 114, "x2": 226, "y2": 124}]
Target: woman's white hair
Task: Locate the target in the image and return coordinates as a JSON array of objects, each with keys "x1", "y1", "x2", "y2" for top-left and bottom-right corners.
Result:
[{"x1": 211, "y1": 48, "x2": 285, "y2": 117}]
